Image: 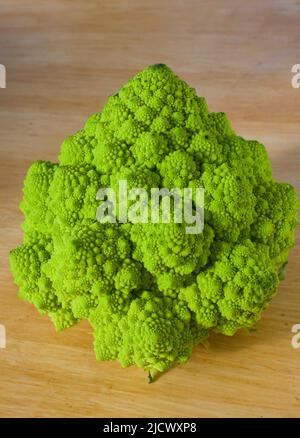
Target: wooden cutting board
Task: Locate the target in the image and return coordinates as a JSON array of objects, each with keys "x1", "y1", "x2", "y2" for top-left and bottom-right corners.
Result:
[{"x1": 0, "y1": 0, "x2": 299, "y2": 418}]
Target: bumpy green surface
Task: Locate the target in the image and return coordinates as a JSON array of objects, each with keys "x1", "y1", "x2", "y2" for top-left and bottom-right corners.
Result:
[{"x1": 10, "y1": 64, "x2": 298, "y2": 375}]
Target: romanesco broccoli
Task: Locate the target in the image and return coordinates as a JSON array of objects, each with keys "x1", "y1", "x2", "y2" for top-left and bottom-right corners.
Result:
[{"x1": 10, "y1": 64, "x2": 298, "y2": 379}]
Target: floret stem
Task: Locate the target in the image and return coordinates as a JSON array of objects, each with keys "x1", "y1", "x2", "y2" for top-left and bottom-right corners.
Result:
[
  {"x1": 148, "y1": 371, "x2": 153, "y2": 384},
  {"x1": 278, "y1": 262, "x2": 288, "y2": 281}
]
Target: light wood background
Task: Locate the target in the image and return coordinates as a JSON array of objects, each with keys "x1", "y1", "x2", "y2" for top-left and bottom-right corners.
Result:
[{"x1": 0, "y1": 0, "x2": 299, "y2": 418}]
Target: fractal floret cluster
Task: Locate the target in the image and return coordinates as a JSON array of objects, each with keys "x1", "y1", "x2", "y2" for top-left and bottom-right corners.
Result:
[{"x1": 10, "y1": 64, "x2": 298, "y2": 376}]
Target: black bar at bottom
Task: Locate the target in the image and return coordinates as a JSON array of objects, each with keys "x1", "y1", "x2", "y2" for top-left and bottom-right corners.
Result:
[{"x1": 0, "y1": 418, "x2": 299, "y2": 434}]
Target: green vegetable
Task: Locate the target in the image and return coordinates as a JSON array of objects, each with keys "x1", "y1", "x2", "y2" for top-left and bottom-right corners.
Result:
[{"x1": 10, "y1": 64, "x2": 298, "y2": 378}]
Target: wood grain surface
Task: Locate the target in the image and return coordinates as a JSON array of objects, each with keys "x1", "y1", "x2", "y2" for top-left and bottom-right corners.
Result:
[{"x1": 0, "y1": 0, "x2": 300, "y2": 418}]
